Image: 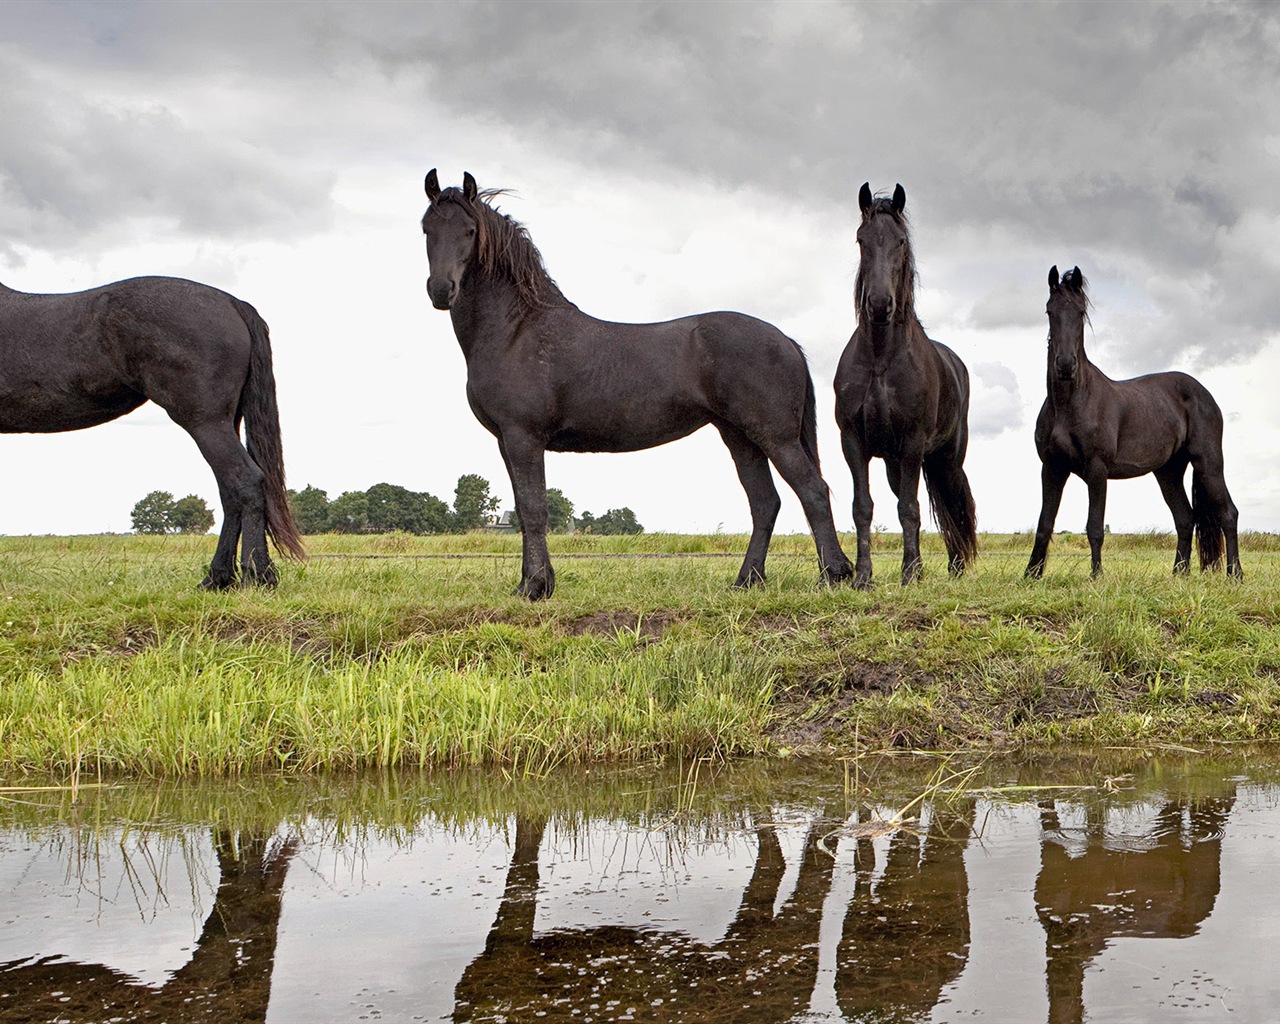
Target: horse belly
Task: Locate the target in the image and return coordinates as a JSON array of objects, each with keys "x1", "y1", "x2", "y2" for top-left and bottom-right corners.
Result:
[{"x1": 0, "y1": 379, "x2": 147, "y2": 433}]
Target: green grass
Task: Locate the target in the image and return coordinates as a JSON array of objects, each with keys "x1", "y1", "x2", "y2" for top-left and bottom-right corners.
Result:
[{"x1": 1, "y1": 530, "x2": 1279, "y2": 776}]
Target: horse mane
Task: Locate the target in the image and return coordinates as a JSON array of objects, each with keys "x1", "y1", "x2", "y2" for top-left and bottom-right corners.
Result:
[
  {"x1": 853, "y1": 196, "x2": 921, "y2": 334},
  {"x1": 431, "y1": 187, "x2": 567, "y2": 312}
]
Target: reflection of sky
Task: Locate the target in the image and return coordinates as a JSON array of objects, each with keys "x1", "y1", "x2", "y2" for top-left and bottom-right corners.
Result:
[
  {"x1": 0, "y1": 828, "x2": 216, "y2": 987},
  {"x1": 3, "y1": 789, "x2": 1280, "y2": 1022}
]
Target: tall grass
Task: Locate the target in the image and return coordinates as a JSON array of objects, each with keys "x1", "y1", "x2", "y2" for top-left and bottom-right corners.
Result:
[{"x1": 2, "y1": 531, "x2": 1279, "y2": 777}]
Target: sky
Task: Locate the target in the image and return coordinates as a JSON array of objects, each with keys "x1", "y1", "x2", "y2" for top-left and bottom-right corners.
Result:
[{"x1": 2, "y1": 1, "x2": 1279, "y2": 539}]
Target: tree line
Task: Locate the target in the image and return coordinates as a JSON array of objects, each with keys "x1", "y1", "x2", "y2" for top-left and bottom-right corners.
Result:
[{"x1": 131, "y1": 476, "x2": 643, "y2": 536}]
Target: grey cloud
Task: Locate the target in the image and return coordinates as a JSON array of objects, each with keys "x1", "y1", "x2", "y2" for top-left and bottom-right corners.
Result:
[{"x1": 969, "y1": 362, "x2": 1024, "y2": 438}]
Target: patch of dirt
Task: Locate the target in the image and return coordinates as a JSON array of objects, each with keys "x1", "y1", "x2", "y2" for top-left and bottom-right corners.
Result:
[
  {"x1": 563, "y1": 610, "x2": 681, "y2": 640},
  {"x1": 1193, "y1": 689, "x2": 1238, "y2": 710}
]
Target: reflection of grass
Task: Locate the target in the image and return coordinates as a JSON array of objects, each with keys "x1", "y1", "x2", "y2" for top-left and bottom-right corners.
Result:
[{"x1": 1, "y1": 533, "x2": 1279, "y2": 775}]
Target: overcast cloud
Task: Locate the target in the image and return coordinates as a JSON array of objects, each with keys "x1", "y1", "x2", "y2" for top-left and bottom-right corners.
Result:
[{"x1": 2, "y1": 1, "x2": 1279, "y2": 540}]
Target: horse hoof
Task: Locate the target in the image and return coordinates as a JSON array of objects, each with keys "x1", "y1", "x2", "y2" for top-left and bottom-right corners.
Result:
[
  {"x1": 198, "y1": 574, "x2": 235, "y2": 591},
  {"x1": 515, "y1": 580, "x2": 553, "y2": 601},
  {"x1": 853, "y1": 576, "x2": 873, "y2": 592},
  {"x1": 732, "y1": 572, "x2": 766, "y2": 589}
]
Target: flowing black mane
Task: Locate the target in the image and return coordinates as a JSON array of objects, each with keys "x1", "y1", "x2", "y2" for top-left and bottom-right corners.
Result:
[
  {"x1": 426, "y1": 187, "x2": 567, "y2": 312},
  {"x1": 853, "y1": 197, "x2": 918, "y2": 327}
]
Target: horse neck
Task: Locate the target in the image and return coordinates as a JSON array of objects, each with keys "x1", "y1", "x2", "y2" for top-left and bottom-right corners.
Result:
[
  {"x1": 448, "y1": 271, "x2": 533, "y2": 360},
  {"x1": 859, "y1": 314, "x2": 922, "y2": 370}
]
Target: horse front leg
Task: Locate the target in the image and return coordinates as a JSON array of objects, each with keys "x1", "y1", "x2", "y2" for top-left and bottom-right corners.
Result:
[
  {"x1": 887, "y1": 454, "x2": 925, "y2": 585},
  {"x1": 499, "y1": 432, "x2": 554, "y2": 600},
  {"x1": 841, "y1": 430, "x2": 874, "y2": 589},
  {"x1": 1026, "y1": 463, "x2": 1069, "y2": 579},
  {"x1": 1084, "y1": 467, "x2": 1109, "y2": 578}
]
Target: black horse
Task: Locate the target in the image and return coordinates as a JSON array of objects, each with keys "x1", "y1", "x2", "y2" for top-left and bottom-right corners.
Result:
[
  {"x1": 0, "y1": 277, "x2": 304, "y2": 586},
  {"x1": 1025, "y1": 266, "x2": 1241, "y2": 579},
  {"x1": 834, "y1": 183, "x2": 978, "y2": 588},
  {"x1": 421, "y1": 169, "x2": 853, "y2": 599}
]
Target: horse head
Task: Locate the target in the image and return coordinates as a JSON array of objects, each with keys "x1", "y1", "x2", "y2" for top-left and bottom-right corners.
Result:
[
  {"x1": 855, "y1": 182, "x2": 913, "y2": 327},
  {"x1": 1046, "y1": 264, "x2": 1088, "y2": 384},
  {"x1": 422, "y1": 168, "x2": 480, "y2": 310}
]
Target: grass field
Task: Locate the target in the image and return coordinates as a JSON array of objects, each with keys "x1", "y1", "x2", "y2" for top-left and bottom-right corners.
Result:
[{"x1": 1, "y1": 530, "x2": 1278, "y2": 777}]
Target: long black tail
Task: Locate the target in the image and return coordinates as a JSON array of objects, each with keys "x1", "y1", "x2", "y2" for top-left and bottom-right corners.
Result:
[
  {"x1": 1192, "y1": 470, "x2": 1224, "y2": 570},
  {"x1": 799, "y1": 356, "x2": 822, "y2": 473},
  {"x1": 923, "y1": 451, "x2": 978, "y2": 573},
  {"x1": 235, "y1": 300, "x2": 306, "y2": 561}
]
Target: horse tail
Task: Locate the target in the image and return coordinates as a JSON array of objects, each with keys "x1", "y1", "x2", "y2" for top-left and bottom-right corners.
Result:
[
  {"x1": 1192, "y1": 469, "x2": 1224, "y2": 570},
  {"x1": 235, "y1": 300, "x2": 306, "y2": 561},
  {"x1": 923, "y1": 449, "x2": 979, "y2": 573},
  {"x1": 795, "y1": 346, "x2": 822, "y2": 473}
]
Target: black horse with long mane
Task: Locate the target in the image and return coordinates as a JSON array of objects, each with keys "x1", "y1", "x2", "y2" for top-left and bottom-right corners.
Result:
[
  {"x1": 0, "y1": 277, "x2": 304, "y2": 586},
  {"x1": 421, "y1": 170, "x2": 853, "y2": 599},
  {"x1": 834, "y1": 183, "x2": 978, "y2": 588},
  {"x1": 1026, "y1": 265, "x2": 1241, "y2": 579}
]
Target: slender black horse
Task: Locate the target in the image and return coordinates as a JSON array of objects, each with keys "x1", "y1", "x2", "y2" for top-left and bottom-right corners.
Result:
[
  {"x1": 0, "y1": 277, "x2": 304, "y2": 586},
  {"x1": 1026, "y1": 266, "x2": 1241, "y2": 579},
  {"x1": 834, "y1": 183, "x2": 978, "y2": 588},
  {"x1": 421, "y1": 169, "x2": 853, "y2": 599}
]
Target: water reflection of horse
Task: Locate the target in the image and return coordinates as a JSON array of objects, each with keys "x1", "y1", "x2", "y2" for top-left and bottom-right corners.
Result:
[
  {"x1": 0, "y1": 829, "x2": 296, "y2": 1023},
  {"x1": 454, "y1": 804, "x2": 978, "y2": 1022},
  {"x1": 836, "y1": 802, "x2": 975, "y2": 1019},
  {"x1": 1036, "y1": 790, "x2": 1235, "y2": 1024},
  {"x1": 453, "y1": 813, "x2": 835, "y2": 1021}
]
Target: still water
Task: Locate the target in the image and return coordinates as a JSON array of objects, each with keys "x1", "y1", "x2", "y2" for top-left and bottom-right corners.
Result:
[{"x1": 2, "y1": 751, "x2": 1278, "y2": 1023}]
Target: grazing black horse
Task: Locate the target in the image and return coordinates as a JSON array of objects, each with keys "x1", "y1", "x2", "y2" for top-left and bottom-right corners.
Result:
[
  {"x1": 1026, "y1": 266, "x2": 1241, "y2": 579},
  {"x1": 0, "y1": 277, "x2": 304, "y2": 586},
  {"x1": 421, "y1": 169, "x2": 853, "y2": 599},
  {"x1": 834, "y1": 183, "x2": 978, "y2": 588}
]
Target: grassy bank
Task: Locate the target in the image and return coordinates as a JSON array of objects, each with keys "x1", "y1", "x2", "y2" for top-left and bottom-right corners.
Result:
[{"x1": 1, "y1": 531, "x2": 1279, "y2": 776}]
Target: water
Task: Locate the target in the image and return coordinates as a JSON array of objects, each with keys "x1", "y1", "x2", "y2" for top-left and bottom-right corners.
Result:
[{"x1": 2, "y1": 751, "x2": 1278, "y2": 1023}]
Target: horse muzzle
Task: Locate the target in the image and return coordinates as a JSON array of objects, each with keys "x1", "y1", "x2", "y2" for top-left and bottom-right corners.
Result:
[{"x1": 426, "y1": 277, "x2": 458, "y2": 310}]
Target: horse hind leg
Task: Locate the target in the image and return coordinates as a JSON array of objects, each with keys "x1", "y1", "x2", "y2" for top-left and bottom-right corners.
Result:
[
  {"x1": 186, "y1": 419, "x2": 275, "y2": 588},
  {"x1": 767, "y1": 438, "x2": 854, "y2": 586},
  {"x1": 1153, "y1": 458, "x2": 1194, "y2": 574},
  {"x1": 716, "y1": 424, "x2": 781, "y2": 587}
]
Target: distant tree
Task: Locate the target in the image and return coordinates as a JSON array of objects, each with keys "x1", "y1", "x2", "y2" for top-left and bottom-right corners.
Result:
[
  {"x1": 170, "y1": 495, "x2": 215, "y2": 535},
  {"x1": 451, "y1": 474, "x2": 500, "y2": 532},
  {"x1": 328, "y1": 490, "x2": 369, "y2": 534},
  {"x1": 289, "y1": 485, "x2": 331, "y2": 534},
  {"x1": 131, "y1": 491, "x2": 176, "y2": 535},
  {"x1": 594, "y1": 507, "x2": 643, "y2": 535},
  {"x1": 366, "y1": 482, "x2": 453, "y2": 535},
  {"x1": 576, "y1": 510, "x2": 595, "y2": 533},
  {"x1": 546, "y1": 488, "x2": 575, "y2": 532},
  {"x1": 510, "y1": 488, "x2": 575, "y2": 533}
]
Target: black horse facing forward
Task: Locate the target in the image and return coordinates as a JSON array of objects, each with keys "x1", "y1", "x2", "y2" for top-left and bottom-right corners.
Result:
[
  {"x1": 834, "y1": 183, "x2": 978, "y2": 588},
  {"x1": 0, "y1": 277, "x2": 304, "y2": 586},
  {"x1": 421, "y1": 170, "x2": 853, "y2": 599},
  {"x1": 1026, "y1": 266, "x2": 1241, "y2": 579}
]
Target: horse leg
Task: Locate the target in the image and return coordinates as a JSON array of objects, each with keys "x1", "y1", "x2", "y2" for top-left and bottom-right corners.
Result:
[
  {"x1": 1154, "y1": 458, "x2": 1193, "y2": 574},
  {"x1": 498, "y1": 432, "x2": 554, "y2": 600},
  {"x1": 715, "y1": 425, "x2": 780, "y2": 587},
  {"x1": 887, "y1": 453, "x2": 925, "y2": 585},
  {"x1": 183, "y1": 419, "x2": 274, "y2": 588},
  {"x1": 767, "y1": 440, "x2": 855, "y2": 586},
  {"x1": 1084, "y1": 466, "x2": 1109, "y2": 578},
  {"x1": 1026, "y1": 463, "x2": 1069, "y2": 579},
  {"x1": 840, "y1": 431, "x2": 875, "y2": 589}
]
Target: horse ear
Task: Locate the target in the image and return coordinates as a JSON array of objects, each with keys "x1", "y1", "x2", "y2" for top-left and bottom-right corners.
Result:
[
  {"x1": 1068, "y1": 266, "x2": 1083, "y2": 291},
  {"x1": 892, "y1": 183, "x2": 906, "y2": 214},
  {"x1": 1048, "y1": 265, "x2": 1060, "y2": 290},
  {"x1": 425, "y1": 168, "x2": 440, "y2": 201},
  {"x1": 858, "y1": 182, "x2": 873, "y2": 215},
  {"x1": 463, "y1": 172, "x2": 478, "y2": 201}
]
